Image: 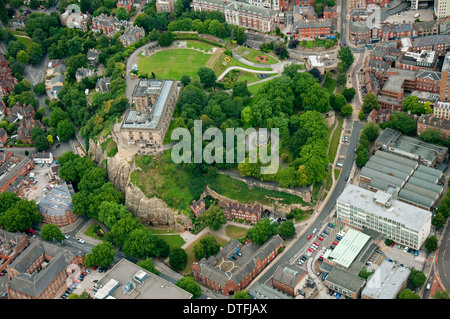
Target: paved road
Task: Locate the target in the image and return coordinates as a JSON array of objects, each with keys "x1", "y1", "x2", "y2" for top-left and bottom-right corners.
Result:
[
  {"x1": 252, "y1": 121, "x2": 362, "y2": 287},
  {"x1": 436, "y1": 221, "x2": 450, "y2": 293}
]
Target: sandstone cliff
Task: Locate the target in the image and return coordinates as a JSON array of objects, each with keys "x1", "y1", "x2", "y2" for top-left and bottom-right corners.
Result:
[{"x1": 88, "y1": 138, "x2": 191, "y2": 230}]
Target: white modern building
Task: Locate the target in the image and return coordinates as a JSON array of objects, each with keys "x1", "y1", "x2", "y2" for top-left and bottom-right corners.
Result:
[
  {"x1": 434, "y1": 0, "x2": 450, "y2": 18},
  {"x1": 361, "y1": 260, "x2": 411, "y2": 299},
  {"x1": 33, "y1": 152, "x2": 53, "y2": 164},
  {"x1": 336, "y1": 185, "x2": 432, "y2": 250}
]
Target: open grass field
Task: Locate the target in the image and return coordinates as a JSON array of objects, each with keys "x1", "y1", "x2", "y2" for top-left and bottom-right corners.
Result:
[
  {"x1": 247, "y1": 77, "x2": 276, "y2": 95},
  {"x1": 328, "y1": 116, "x2": 343, "y2": 163},
  {"x1": 138, "y1": 48, "x2": 212, "y2": 80},
  {"x1": 225, "y1": 225, "x2": 248, "y2": 239},
  {"x1": 237, "y1": 71, "x2": 273, "y2": 85},
  {"x1": 185, "y1": 40, "x2": 215, "y2": 52}
]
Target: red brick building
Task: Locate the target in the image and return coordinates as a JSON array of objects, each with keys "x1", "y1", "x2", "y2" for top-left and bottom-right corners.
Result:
[
  {"x1": 192, "y1": 236, "x2": 284, "y2": 296},
  {"x1": 294, "y1": 18, "x2": 335, "y2": 39},
  {"x1": 190, "y1": 198, "x2": 206, "y2": 218},
  {"x1": 0, "y1": 127, "x2": 8, "y2": 147},
  {"x1": 37, "y1": 182, "x2": 78, "y2": 226},
  {"x1": 417, "y1": 114, "x2": 450, "y2": 140},
  {"x1": 6, "y1": 239, "x2": 85, "y2": 299},
  {"x1": 117, "y1": 0, "x2": 133, "y2": 12},
  {"x1": 0, "y1": 153, "x2": 35, "y2": 194},
  {"x1": 223, "y1": 202, "x2": 262, "y2": 224},
  {"x1": 90, "y1": 13, "x2": 121, "y2": 37},
  {"x1": 0, "y1": 55, "x2": 18, "y2": 98},
  {"x1": 0, "y1": 231, "x2": 30, "y2": 273}
]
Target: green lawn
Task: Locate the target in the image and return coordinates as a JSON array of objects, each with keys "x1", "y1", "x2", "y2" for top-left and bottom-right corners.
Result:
[
  {"x1": 240, "y1": 47, "x2": 279, "y2": 65},
  {"x1": 154, "y1": 234, "x2": 186, "y2": 251},
  {"x1": 185, "y1": 40, "x2": 215, "y2": 52},
  {"x1": 247, "y1": 78, "x2": 276, "y2": 95},
  {"x1": 212, "y1": 51, "x2": 272, "y2": 77},
  {"x1": 328, "y1": 116, "x2": 343, "y2": 163},
  {"x1": 138, "y1": 49, "x2": 212, "y2": 80},
  {"x1": 237, "y1": 72, "x2": 273, "y2": 85},
  {"x1": 323, "y1": 78, "x2": 337, "y2": 94}
]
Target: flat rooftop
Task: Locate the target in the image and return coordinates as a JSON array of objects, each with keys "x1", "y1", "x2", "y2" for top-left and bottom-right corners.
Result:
[
  {"x1": 338, "y1": 184, "x2": 432, "y2": 231},
  {"x1": 326, "y1": 229, "x2": 371, "y2": 269},
  {"x1": 96, "y1": 258, "x2": 193, "y2": 299}
]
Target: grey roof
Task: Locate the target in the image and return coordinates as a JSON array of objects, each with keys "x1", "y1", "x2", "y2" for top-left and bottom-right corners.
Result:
[
  {"x1": 196, "y1": 235, "x2": 284, "y2": 287},
  {"x1": 412, "y1": 34, "x2": 450, "y2": 47},
  {"x1": 398, "y1": 188, "x2": 435, "y2": 208},
  {"x1": 193, "y1": 0, "x2": 277, "y2": 18},
  {"x1": 382, "y1": 68, "x2": 417, "y2": 93},
  {"x1": 8, "y1": 240, "x2": 83, "y2": 298},
  {"x1": 87, "y1": 48, "x2": 100, "y2": 60},
  {"x1": 412, "y1": 20, "x2": 438, "y2": 31},
  {"x1": 416, "y1": 69, "x2": 441, "y2": 81},
  {"x1": 36, "y1": 182, "x2": 74, "y2": 217},
  {"x1": 326, "y1": 266, "x2": 366, "y2": 293},
  {"x1": 295, "y1": 18, "x2": 333, "y2": 29},
  {"x1": 249, "y1": 283, "x2": 292, "y2": 299},
  {"x1": 124, "y1": 79, "x2": 174, "y2": 130},
  {"x1": 52, "y1": 64, "x2": 66, "y2": 75},
  {"x1": 376, "y1": 128, "x2": 402, "y2": 147},
  {"x1": 51, "y1": 74, "x2": 65, "y2": 85},
  {"x1": 360, "y1": 167, "x2": 405, "y2": 188},
  {"x1": 362, "y1": 260, "x2": 410, "y2": 299},
  {"x1": 272, "y1": 263, "x2": 307, "y2": 287}
]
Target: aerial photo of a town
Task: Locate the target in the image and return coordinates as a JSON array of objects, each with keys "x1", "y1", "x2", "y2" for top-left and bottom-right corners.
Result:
[{"x1": 0, "y1": 0, "x2": 449, "y2": 308}]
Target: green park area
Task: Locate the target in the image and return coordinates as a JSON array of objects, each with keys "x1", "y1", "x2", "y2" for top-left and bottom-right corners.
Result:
[{"x1": 138, "y1": 48, "x2": 212, "y2": 80}]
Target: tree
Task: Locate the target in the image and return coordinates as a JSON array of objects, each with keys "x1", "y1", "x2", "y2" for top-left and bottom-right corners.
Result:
[
  {"x1": 232, "y1": 81, "x2": 250, "y2": 99},
  {"x1": 180, "y1": 75, "x2": 191, "y2": 87},
  {"x1": 193, "y1": 235, "x2": 220, "y2": 261},
  {"x1": 419, "y1": 128, "x2": 442, "y2": 144},
  {"x1": 279, "y1": 220, "x2": 296, "y2": 238},
  {"x1": 157, "y1": 31, "x2": 174, "y2": 47},
  {"x1": 247, "y1": 218, "x2": 279, "y2": 245},
  {"x1": 0, "y1": 197, "x2": 42, "y2": 232},
  {"x1": 84, "y1": 242, "x2": 116, "y2": 267},
  {"x1": 337, "y1": 46, "x2": 354, "y2": 70},
  {"x1": 402, "y1": 96, "x2": 426, "y2": 115},
  {"x1": 355, "y1": 147, "x2": 369, "y2": 167},
  {"x1": 116, "y1": 7, "x2": 129, "y2": 20},
  {"x1": 108, "y1": 215, "x2": 143, "y2": 248},
  {"x1": 137, "y1": 258, "x2": 160, "y2": 275},
  {"x1": 361, "y1": 122, "x2": 380, "y2": 142},
  {"x1": 342, "y1": 87, "x2": 356, "y2": 102},
  {"x1": 233, "y1": 290, "x2": 251, "y2": 299},
  {"x1": 424, "y1": 236, "x2": 438, "y2": 252},
  {"x1": 169, "y1": 247, "x2": 188, "y2": 271},
  {"x1": 432, "y1": 212, "x2": 446, "y2": 228},
  {"x1": 358, "y1": 110, "x2": 366, "y2": 121},
  {"x1": 397, "y1": 289, "x2": 420, "y2": 299},
  {"x1": 341, "y1": 104, "x2": 353, "y2": 117},
  {"x1": 203, "y1": 205, "x2": 227, "y2": 231},
  {"x1": 33, "y1": 134, "x2": 49, "y2": 151},
  {"x1": 78, "y1": 167, "x2": 107, "y2": 192},
  {"x1": 98, "y1": 201, "x2": 131, "y2": 229},
  {"x1": 381, "y1": 112, "x2": 416, "y2": 135},
  {"x1": 122, "y1": 228, "x2": 157, "y2": 259},
  {"x1": 362, "y1": 92, "x2": 380, "y2": 114},
  {"x1": 40, "y1": 224, "x2": 65, "y2": 242},
  {"x1": 434, "y1": 290, "x2": 450, "y2": 299},
  {"x1": 236, "y1": 27, "x2": 245, "y2": 45},
  {"x1": 17, "y1": 50, "x2": 30, "y2": 64},
  {"x1": 56, "y1": 119, "x2": 75, "y2": 141},
  {"x1": 408, "y1": 269, "x2": 426, "y2": 288},
  {"x1": 197, "y1": 67, "x2": 217, "y2": 88},
  {"x1": 33, "y1": 82, "x2": 46, "y2": 95},
  {"x1": 329, "y1": 94, "x2": 347, "y2": 112},
  {"x1": 176, "y1": 276, "x2": 202, "y2": 299}
]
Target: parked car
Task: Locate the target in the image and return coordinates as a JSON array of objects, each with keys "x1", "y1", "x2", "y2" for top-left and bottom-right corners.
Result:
[
  {"x1": 332, "y1": 241, "x2": 338, "y2": 245},
  {"x1": 318, "y1": 236, "x2": 324, "y2": 241},
  {"x1": 323, "y1": 230, "x2": 330, "y2": 235},
  {"x1": 312, "y1": 228, "x2": 317, "y2": 234},
  {"x1": 307, "y1": 234, "x2": 312, "y2": 240},
  {"x1": 308, "y1": 248, "x2": 314, "y2": 252},
  {"x1": 78, "y1": 238, "x2": 85, "y2": 244},
  {"x1": 313, "y1": 241, "x2": 320, "y2": 246},
  {"x1": 336, "y1": 236, "x2": 342, "y2": 241}
]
